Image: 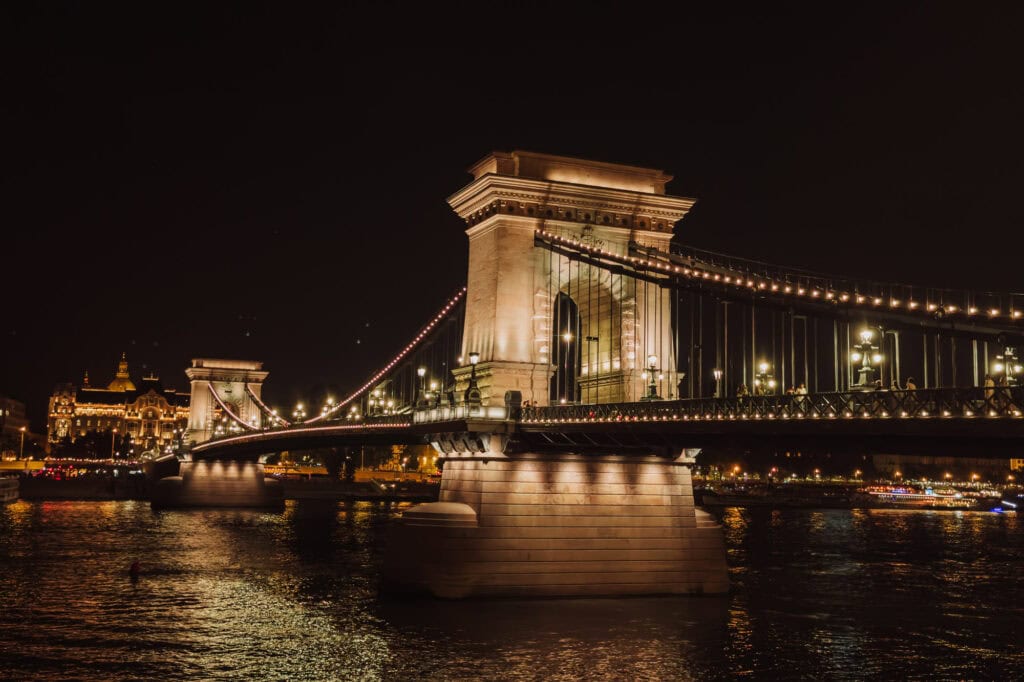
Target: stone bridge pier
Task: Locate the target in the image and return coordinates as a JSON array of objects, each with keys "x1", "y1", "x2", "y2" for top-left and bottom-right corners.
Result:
[{"x1": 384, "y1": 436, "x2": 728, "y2": 599}]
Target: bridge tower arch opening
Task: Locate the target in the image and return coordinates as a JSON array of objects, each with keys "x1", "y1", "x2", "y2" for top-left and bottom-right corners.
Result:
[
  {"x1": 550, "y1": 292, "x2": 580, "y2": 404},
  {"x1": 447, "y1": 150, "x2": 693, "y2": 407}
]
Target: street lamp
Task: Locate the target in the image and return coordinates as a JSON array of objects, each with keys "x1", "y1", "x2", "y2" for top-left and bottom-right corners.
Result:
[
  {"x1": 641, "y1": 354, "x2": 662, "y2": 401},
  {"x1": 110, "y1": 427, "x2": 117, "y2": 458},
  {"x1": 417, "y1": 367, "x2": 427, "y2": 408},
  {"x1": 464, "y1": 352, "x2": 481, "y2": 409},
  {"x1": 19, "y1": 426, "x2": 26, "y2": 460},
  {"x1": 992, "y1": 346, "x2": 1022, "y2": 387},
  {"x1": 754, "y1": 361, "x2": 776, "y2": 395},
  {"x1": 851, "y1": 328, "x2": 883, "y2": 389},
  {"x1": 292, "y1": 402, "x2": 306, "y2": 422},
  {"x1": 712, "y1": 368, "x2": 723, "y2": 398}
]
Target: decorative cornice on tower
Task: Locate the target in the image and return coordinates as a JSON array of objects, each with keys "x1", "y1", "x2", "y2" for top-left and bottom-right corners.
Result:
[
  {"x1": 449, "y1": 151, "x2": 695, "y2": 238},
  {"x1": 467, "y1": 150, "x2": 675, "y2": 194}
]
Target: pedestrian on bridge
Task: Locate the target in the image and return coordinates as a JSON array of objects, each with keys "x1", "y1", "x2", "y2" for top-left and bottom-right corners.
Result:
[{"x1": 984, "y1": 374, "x2": 996, "y2": 403}]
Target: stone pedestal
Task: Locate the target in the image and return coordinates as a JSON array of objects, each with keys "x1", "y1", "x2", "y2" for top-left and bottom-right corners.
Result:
[
  {"x1": 151, "y1": 460, "x2": 283, "y2": 510},
  {"x1": 384, "y1": 452, "x2": 728, "y2": 598}
]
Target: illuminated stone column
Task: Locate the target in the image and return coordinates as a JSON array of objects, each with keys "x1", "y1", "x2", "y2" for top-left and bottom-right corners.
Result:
[{"x1": 448, "y1": 151, "x2": 693, "y2": 406}]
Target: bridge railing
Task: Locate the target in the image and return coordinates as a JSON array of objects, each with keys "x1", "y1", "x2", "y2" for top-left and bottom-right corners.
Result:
[
  {"x1": 201, "y1": 414, "x2": 412, "y2": 442},
  {"x1": 521, "y1": 387, "x2": 1024, "y2": 423},
  {"x1": 412, "y1": 404, "x2": 508, "y2": 423}
]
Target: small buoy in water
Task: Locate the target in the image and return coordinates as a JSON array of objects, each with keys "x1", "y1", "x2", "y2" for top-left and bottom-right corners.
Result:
[{"x1": 129, "y1": 561, "x2": 141, "y2": 577}]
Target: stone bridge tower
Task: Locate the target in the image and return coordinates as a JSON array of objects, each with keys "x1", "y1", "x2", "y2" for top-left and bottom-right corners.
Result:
[
  {"x1": 447, "y1": 151, "x2": 695, "y2": 406},
  {"x1": 185, "y1": 358, "x2": 268, "y2": 444}
]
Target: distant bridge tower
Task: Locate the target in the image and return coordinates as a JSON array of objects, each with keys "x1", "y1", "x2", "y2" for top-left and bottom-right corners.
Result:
[
  {"x1": 185, "y1": 358, "x2": 268, "y2": 444},
  {"x1": 447, "y1": 151, "x2": 695, "y2": 406}
]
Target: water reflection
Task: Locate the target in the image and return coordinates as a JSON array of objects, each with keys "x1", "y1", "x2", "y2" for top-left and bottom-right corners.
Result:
[{"x1": 1, "y1": 501, "x2": 1022, "y2": 680}]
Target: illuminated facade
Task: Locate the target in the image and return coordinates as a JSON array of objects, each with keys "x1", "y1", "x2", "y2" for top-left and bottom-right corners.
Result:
[
  {"x1": 185, "y1": 358, "x2": 268, "y2": 444},
  {"x1": 447, "y1": 150, "x2": 693, "y2": 406},
  {"x1": 47, "y1": 353, "x2": 190, "y2": 454}
]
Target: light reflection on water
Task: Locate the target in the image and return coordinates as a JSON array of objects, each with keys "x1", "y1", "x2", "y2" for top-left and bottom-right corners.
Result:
[{"x1": 1, "y1": 500, "x2": 1022, "y2": 680}]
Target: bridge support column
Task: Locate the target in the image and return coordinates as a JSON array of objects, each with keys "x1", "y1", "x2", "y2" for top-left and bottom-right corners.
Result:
[
  {"x1": 384, "y1": 449, "x2": 728, "y2": 599},
  {"x1": 151, "y1": 460, "x2": 283, "y2": 510}
]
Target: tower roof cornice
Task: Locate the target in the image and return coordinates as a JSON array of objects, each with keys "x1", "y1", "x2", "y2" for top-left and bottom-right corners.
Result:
[{"x1": 448, "y1": 174, "x2": 695, "y2": 235}]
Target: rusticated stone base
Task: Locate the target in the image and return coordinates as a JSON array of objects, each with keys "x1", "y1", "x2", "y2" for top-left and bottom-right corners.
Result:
[
  {"x1": 383, "y1": 452, "x2": 728, "y2": 599},
  {"x1": 151, "y1": 460, "x2": 283, "y2": 510}
]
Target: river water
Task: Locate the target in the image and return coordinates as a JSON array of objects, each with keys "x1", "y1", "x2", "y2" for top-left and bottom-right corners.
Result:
[{"x1": 1, "y1": 500, "x2": 1021, "y2": 680}]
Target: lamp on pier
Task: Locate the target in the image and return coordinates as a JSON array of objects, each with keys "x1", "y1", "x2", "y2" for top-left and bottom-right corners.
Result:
[
  {"x1": 641, "y1": 354, "x2": 663, "y2": 401},
  {"x1": 465, "y1": 351, "x2": 482, "y2": 410},
  {"x1": 417, "y1": 367, "x2": 428, "y2": 408},
  {"x1": 712, "y1": 368, "x2": 723, "y2": 398},
  {"x1": 851, "y1": 328, "x2": 883, "y2": 389}
]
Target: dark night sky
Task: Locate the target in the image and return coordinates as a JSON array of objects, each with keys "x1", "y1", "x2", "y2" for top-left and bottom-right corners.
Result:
[{"x1": 4, "y1": 3, "x2": 1023, "y2": 430}]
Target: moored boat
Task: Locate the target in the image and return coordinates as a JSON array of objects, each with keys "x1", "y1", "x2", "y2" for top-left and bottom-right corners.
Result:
[{"x1": 855, "y1": 486, "x2": 987, "y2": 510}]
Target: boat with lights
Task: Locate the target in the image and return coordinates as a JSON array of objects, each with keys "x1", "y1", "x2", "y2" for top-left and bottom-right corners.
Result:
[{"x1": 855, "y1": 486, "x2": 995, "y2": 510}]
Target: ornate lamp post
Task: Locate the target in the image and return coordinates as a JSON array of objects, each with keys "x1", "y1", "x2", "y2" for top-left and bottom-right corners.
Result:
[
  {"x1": 464, "y1": 351, "x2": 481, "y2": 409},
  {"x1": 641, "y1": 354, "x2": 662, "y2": 401},
  {"x1": 19, "y1": 426, "x2": 26, "y2": 460},
  {"x1": 712, "y1": 368, "x2": 723, "y2": 398},
  {"x1": 754, "y1": 362, "x2": 776, "y2": 395},
  {"x1": 851, "y1": 328, "x2": 883, "y2": 389},
  {"x1": 110, "y1": 427, "x2": 117, "y2": 458},
  {"x1": 417, "y1": 367, "x2": 427, "y2": 408},
  {"x1": 993, "y1": 347, "x2": 1022, "y2": 387}
]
